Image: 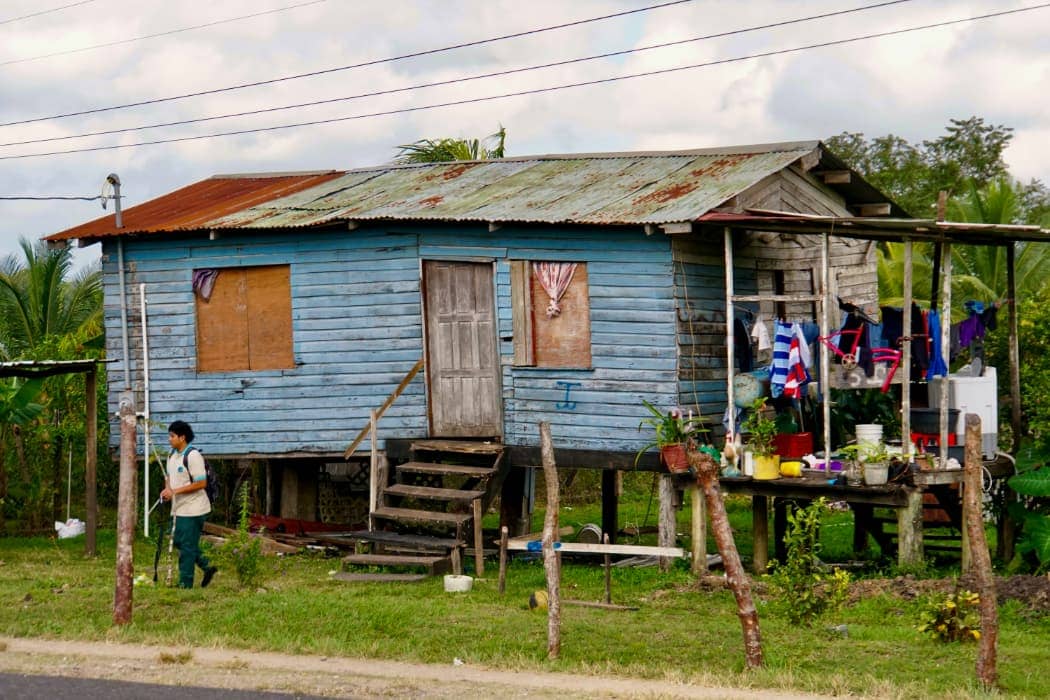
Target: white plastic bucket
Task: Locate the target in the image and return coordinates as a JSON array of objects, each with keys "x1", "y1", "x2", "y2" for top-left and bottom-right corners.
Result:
[
  {"x1": 855, "y1": 424, "x2": 883, "y2": 446},
  {"x1": 444, "y1": 575, "x2": 473, "y2": 593}
]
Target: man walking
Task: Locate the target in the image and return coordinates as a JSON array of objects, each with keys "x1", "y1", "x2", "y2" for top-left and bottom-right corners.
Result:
[{"x1": 161, "y1": 420, "x2": 217, "y2": 589}]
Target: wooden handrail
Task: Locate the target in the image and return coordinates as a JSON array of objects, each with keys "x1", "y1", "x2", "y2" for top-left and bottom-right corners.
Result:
[{"x1": 343, "y1": 358, "x2": 424, "y2": 458}]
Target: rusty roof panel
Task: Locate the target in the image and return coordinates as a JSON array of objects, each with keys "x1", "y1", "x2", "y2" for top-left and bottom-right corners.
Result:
[
  {"x1": 44, "y1": 143, "x2": 826, "y2": 242},
  {"x1": 47, "y1": 171, "x2": 344, "y2": 240}
]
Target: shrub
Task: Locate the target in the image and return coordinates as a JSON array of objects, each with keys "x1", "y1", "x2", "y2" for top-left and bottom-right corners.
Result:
[
  {"x1": 766, "y1": 497, "x2": 851, "y2": 625},
  {"x1": 918, "y1": 590, "x2": 981, "y2": 642},
  {"x1": 220, "y1": 483, "x2": 264, "y2": 589}
]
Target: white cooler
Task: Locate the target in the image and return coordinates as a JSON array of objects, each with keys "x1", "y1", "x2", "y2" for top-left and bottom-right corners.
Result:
[{"x1": 930, "y1": 366, "x2": 998, "y2": 458}]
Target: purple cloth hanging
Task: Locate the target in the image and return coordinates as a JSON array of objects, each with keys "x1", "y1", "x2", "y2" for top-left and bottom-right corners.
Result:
[{"x1": 192, "y1": 269, "x2": 219, "y2": 301}]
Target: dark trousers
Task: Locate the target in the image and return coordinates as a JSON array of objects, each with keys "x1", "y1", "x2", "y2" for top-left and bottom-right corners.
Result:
[{"x1": 172, "y1": 514, "x2": 211, "y2": 588}]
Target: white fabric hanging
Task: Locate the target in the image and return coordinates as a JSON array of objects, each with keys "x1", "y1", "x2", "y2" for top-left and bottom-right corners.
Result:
[{"x1": 533, "y1": 262, "x2": 577, "y2": 317}]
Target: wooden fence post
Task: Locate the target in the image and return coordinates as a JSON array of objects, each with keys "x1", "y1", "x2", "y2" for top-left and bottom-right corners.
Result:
[
  {"x1": 964, "y1": 413, "x2": 998, "y2": 688},
  {"x1": 113, "y1": 392, "x2": 137, "y2": 625},
  {"x1": 539, "y1": 422, "x2": 561, "y2": 660}
]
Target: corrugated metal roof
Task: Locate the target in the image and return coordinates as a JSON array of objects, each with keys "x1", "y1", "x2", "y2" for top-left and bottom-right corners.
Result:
[
  {"x1": 45, "y1": 143, "x2": 823, "y2": 241},
  {"x1": 48, "y1": 171, "x2": 344, "y2": 241}
]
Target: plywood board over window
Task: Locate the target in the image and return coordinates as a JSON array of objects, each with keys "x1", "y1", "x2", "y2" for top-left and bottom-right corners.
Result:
[
  {"x1": 196, "y1": 265, "x2": 294, "y2": 372},
  {"x1": 510, "y1": 261, "x2": 591, "y2": 368}
]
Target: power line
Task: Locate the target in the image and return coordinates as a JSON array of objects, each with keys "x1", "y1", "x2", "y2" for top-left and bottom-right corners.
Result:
[
  {"x1": 2, "y1": 2, "x2": 1047, "y2": 161},
  {"x1": 0, "y1": 0, "x2": 327, "y2": 68},
  {"x1": 0, "y1": 195, "x2": 102, "y2": 201},
  {"x1": 0, "y1": 0, "x2": 691, "y2": 129},
  {"x1": 0, "y1": 0, "x2": 916, "y2": 148},
  {"x1": 0, "y1": 0, "x2": 96, "y2": 27}
]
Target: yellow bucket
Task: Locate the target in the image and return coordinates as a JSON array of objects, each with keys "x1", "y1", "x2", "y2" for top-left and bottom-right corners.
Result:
[{"x1": 779, "y1": 460, "x2": 803, "y2": 478}]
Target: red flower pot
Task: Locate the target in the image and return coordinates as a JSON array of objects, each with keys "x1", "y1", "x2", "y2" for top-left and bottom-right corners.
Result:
[{"x1": 660, "y1": 443, "x2": 690, "y2": 474}]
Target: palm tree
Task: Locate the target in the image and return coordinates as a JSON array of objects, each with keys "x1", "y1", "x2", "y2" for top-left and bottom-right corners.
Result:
[
  {"x1": 395, "y1": 125, "x2": 506, "y2": 163},
  {"x1": 877, "y1": 178, "x2": 1050, "y2": 320},
  {"x1": 0, "y1": 238, "x2": 102, "y2": 359},
  {"x1": 947, "y1": 178, "x2": 1050, "y2": 304}
]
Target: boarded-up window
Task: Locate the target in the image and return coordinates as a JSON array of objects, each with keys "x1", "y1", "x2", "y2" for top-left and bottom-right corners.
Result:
[
  {"x1": 196, "y1": 265, "x2": 294, "y2": 372},
  {"x1": 510, "y1": 261, "x2": 591, "y2": 368}
]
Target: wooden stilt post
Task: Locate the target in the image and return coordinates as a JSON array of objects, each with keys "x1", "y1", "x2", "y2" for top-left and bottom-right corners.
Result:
[
  {"x1": 84, "y1": 368, "x2": 98, "y2": 557},
  {"x1": 898, "y1": 489, "x2": 924, "y2": 568},
  {"x1": 691, "y1": 482, "x2": 707, "y2": 574},
  {"x1": 498, "y1": 526, "x2": 508, "y2": 595},
  {"x1": 752, "y1": 496, "x2": 769, "y2": 574},
  {"x1": 603, "y1": 533, "x2": 612, "y2": 605},
  {"x1": 964, "y1": 413, "x2": 998, "y2": 688},
  {"x1": 473, "y1": 497, "x2": 484, "y2": 577},
  {"x1": 658, "y1": 474, "x2": 675, "y2": 573},
  {"x1": 539, "y1": 422, "x2": 561, "y2": 660}
]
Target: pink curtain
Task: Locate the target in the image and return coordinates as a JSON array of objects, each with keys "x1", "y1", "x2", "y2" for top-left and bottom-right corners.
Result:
[{"x1": 533, "y1": 262, "x2": 577, "y2": 318}]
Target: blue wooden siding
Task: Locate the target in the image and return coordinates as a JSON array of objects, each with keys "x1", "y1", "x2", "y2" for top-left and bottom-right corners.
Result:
[{"x1": 103, "y1": 225, "x2": 683, "y2": 457}]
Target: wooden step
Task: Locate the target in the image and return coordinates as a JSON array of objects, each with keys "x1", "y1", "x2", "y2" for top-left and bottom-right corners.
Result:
[
  {"x1": 372, "y1": 506, "x2": 472, "y2": 527},
  {"x1": 411, "y1": 439, "x2": 503, "y2": 455},
  {"x1": 332, "y1": 571, "x2": 428, "y2": 583},
  {"x1": 342, "y1": 529, "x2": 462, "y2": 551},
  {"x1": 343, "y1": 553, "x2": 451, "y2": 575},
  {"x1": 384, "y1": 483, "x2": 486, "y2": 502},
  {"x1": 397, "y1": 461, "x2": 495, "y2": 478}
]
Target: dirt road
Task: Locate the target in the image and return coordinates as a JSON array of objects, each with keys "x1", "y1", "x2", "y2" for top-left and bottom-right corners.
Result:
[{"x1": 0, "y1": 636, "x2": 828, "y2": 699}]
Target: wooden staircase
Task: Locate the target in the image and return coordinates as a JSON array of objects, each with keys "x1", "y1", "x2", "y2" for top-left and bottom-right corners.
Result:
[{"x1": 340, "y1": 439, "x2": 504, "y2": 581}]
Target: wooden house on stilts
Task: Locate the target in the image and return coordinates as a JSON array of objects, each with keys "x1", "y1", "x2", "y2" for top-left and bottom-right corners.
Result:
[{"x1": 46, "y1": 141, "x2": 900, "y2": 574}]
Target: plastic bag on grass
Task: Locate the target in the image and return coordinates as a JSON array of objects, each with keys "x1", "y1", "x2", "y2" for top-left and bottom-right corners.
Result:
[{"x1": 55, "y1": 518, "x2": 85, "y2": 539}]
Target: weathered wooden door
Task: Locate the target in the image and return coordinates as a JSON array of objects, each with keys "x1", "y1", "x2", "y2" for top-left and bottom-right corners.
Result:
[{"x1": 423, "y1": 260, "x2": 502, "y2": 437}]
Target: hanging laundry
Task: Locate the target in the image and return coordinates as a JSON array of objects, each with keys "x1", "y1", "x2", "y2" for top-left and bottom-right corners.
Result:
[
  {"x1": 926, "y1": 308, "x2": 947, "y2": 380},
  {"x1": 769, "y1": 321, "x2": 794, "y2": 399},
  {"x1": 792, "y1": 323, "x2": 812, "y2": 370},
  {"x1": 782, "y1": 332, "x2": 811, "y2": 399},
  {"x1": 751, "y1": 315, "x2": 771, "y2": 352}
]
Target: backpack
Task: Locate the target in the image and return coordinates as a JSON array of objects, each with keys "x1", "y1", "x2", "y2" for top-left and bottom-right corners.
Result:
[{"x1": 175, "y1": 447, "x2": 219, "y2": 504}]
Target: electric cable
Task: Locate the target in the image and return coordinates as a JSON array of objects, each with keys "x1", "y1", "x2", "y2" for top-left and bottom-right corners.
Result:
[
  {"x1": 1, "y1": 2, "x2": 1046, "y2": 161},
  {"x1": 0, "y1": 0, "x2": 917, "y2": 148},
  {"x1": 0, "y1": 0, "x2": 327, "y2": 68},
  {"x1": 0, "y1": 195, "x2": 103, "y2": 200},
  {"x1": 0, "y1": 0, "x2": 692, "y2": 128},
  {"x1": 0, "y1": 0, "x2": 96, "y2": 27}
]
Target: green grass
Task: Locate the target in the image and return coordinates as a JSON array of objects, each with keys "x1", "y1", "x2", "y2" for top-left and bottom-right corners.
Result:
[{"x1": 1, "y1": 509, "x2": 1048, "y2": 698}]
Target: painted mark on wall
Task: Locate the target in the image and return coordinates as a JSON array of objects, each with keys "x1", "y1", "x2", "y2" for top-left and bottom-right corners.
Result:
[{"x1": 555, "y1": 381, "x2": 581, "y2": 410}]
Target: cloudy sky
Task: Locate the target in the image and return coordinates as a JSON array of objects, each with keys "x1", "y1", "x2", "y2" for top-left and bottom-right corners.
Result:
[{"x1": 1, "y1": 0, "x2": 1047, "y2": 269}]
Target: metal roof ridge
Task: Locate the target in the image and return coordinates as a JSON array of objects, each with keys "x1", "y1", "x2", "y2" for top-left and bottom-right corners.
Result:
[
  {"x1": 208, "y1": 170, "x2": 343, "y2": 179},
  {"x1": 315, "y1": 140, "x2": 824, "y2": 175}
]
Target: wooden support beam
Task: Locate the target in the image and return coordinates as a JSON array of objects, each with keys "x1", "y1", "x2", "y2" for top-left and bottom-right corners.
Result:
[
  {"x1": 857, "y1": 203, "x2": 892, "y2": 217},
  {"x1": 819, "y1": 170, "x2": 851, "y2": 184},
  {"x1": 660, "y1": 222, "x2": 693, "y2": 235}
]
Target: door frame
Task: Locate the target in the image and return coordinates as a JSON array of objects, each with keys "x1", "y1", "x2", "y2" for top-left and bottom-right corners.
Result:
[{"x1": 419, "y1": 257, "x2": 504, "y2": 438}]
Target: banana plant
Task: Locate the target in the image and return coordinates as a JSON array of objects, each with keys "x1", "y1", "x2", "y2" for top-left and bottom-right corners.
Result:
[{"x1": 1007, "y1": 466, "x2": 1050, "y2": 573}]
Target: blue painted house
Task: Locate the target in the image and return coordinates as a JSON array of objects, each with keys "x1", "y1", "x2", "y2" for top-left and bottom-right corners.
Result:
[{"x1": 46, "y1": 141, "x2": 896, "y2": 528}]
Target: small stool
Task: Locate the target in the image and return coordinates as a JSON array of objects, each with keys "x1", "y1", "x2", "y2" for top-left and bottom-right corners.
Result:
[{"x1": 910, "y1": 431, "x2": 957, "y2": 451}]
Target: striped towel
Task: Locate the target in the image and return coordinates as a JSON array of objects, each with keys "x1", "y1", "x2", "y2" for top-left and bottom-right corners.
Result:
[
  {"x1": 782, "y1": 333, "x2": 811, "y2": 399},
  {"x1": 769, "y1": 321, "x2": 794, "y2": 398}
]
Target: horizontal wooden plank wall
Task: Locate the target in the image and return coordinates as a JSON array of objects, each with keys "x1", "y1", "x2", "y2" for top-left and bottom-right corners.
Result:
[
  {"x1": 489, "y1": 227, "x2": 678, "y2": 453},
  {"x1": 104, "y1": 224, "x2": 682, "y2": 457},
  {"x1": 103, "y1": 230, "x2": 426, "y2": 456},
  {"x1": 673, "y1": 230, "x2": 758, "y2": 437}
]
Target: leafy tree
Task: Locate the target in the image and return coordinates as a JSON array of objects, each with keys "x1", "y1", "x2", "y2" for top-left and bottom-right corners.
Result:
[
  {"x1": 395, "y1": 125, "x2": 506, "y2": 163},
  {"x1": 826, "y1": 117, "x2": 1033, "y2": 220}
]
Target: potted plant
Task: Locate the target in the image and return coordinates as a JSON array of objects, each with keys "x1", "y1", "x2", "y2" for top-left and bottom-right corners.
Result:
[
  {"x1": 635, "y1": 400, "x2": 704, "y2": 473},
  {"x1": 743, "y1": 398, "x2": 780, "y2": 480},
  {"x1": 859, "y1": 442, "x2": 892, "y2": 485}
]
